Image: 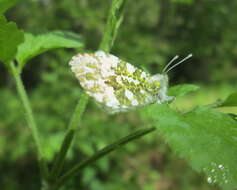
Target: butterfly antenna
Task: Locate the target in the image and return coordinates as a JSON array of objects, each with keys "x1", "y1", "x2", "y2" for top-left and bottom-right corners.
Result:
[
  {"x1": 165, "y1": 54, "x2": 192, "y2": 73},
  {"x1": 162, "y1": 55, "x2": 179, "y2": 73}
]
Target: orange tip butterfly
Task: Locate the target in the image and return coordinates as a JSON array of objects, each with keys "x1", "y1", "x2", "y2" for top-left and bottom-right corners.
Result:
[{"x1": 69, "y1": 51, "x2": 192, "y2": 113}]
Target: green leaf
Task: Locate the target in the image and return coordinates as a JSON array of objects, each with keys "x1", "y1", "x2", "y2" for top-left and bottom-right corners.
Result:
[
  {"x1": 16, "y1": 31, "x2": 84, "y2": 70},
  {"x1": 228, "y1": 113, "x2": 237, "y2": 121},
  {"x1": 141, "y1": 104, "x2": 237, "y2": 190},
  {"x1": 0, "y1": 0, "x2": 21, "y2": 14},
  {"x1": 168, "y1": 84, "x2": 200, "y2": 98},
  {"x1": 220, "y1": 92, "x2": 237, "y2": 107},
  {"x1": 0, "y1": 16, "x2": 24, "y2": 64}
]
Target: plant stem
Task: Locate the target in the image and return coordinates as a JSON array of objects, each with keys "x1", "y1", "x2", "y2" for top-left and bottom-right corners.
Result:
[
  {"x1": 68, "y1": 93, "x2": 90, "y2": 131},
  {"x1": 48, "y1": 0, "x2": 127, "y2": 182},
  {"x1": 49, "y1": 93, "x2": 89, "y2": 180},
  {"x1": 99, "y1": 0, "x2": 126, "y2": 51},
  {"x1": 48, "y1": 0, "x2": 127, "y2": 187},
  {"x1": 54, "y1": 127, "x2": 156, "y2": 189},
  {"x1": 9, "y1": 62, "x2": 48, "y2": 179}
]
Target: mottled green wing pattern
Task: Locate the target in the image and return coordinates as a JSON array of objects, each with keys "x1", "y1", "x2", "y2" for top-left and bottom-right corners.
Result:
[{"x1": 69, "y1": 51, "x2": 171, "y2": 113}]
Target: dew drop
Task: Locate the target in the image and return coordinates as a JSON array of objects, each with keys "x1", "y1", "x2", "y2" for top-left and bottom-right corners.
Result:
[{"x1": 204, "y1": 163, "x2": 231, "y2": 185}]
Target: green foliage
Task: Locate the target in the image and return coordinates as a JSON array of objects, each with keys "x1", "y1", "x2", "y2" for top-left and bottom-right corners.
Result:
[
  {"x1": 56, "y1": 127, "x2": 155, "y2": 188},
  {"x1": 221, "y1": 92, "x2": 237, "y2": 107},
  {"x1": 2, "y1": 61, "x2": 233, "y2": 190},
  {"x1": 171, "y1": 0, "x2": 193, "y2": 4},
  {"x1": 0, "y1": 15, "x2": 24, "y2": 64},
  {"x1": 6, "y1": 0, "x2": 236, "y2": 82},
  {"x1": 141, "y1": 104, "x2": 237, "y2": 190},
  {"x1": 169, "y1": 84, "x2": 200, "y2": 98},
  {"x1": 16, "y1": 31, "x2": 84, "y2": 70},
  {"x1": 0, "y1": 0, "x2": 237, "y2": 190},
  {"x1": 0, "y1": 0, "x2": 20, "y2": 14}
]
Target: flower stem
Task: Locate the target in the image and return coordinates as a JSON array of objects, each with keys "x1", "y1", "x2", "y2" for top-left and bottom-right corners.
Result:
[{"x1": 9, "y1": 62, "x2": 48, "y2": 179}]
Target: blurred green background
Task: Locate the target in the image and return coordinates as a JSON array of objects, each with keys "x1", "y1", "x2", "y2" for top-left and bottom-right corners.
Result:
[{"x1": 0, "y1": 0, "x2": 237, "y2": 189}]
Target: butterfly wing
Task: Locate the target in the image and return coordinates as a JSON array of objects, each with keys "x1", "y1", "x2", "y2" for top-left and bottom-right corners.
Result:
[{"x1": 69, "y1": 51, "x2": 169, "y2": 113}]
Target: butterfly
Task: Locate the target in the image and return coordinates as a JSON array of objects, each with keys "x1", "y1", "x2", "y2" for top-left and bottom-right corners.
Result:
[{"x1": 69, "y1": 51, "x2": 192, "y2": 113}]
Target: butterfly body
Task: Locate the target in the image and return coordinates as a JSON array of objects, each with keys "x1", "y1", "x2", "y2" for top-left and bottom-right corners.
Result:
[{"x1": 69, "y1": 51, "x2": 173, "y2": 113}]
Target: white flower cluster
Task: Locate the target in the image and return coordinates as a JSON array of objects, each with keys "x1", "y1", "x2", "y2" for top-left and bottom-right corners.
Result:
[{"x1": 69, "y1": 51, "x2": 171, "y2": 113}]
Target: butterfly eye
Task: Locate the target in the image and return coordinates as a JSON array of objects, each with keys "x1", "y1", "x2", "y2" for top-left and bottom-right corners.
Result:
[{"x1": 69, "y1": 51, "x2": 173, "y2": 113}]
